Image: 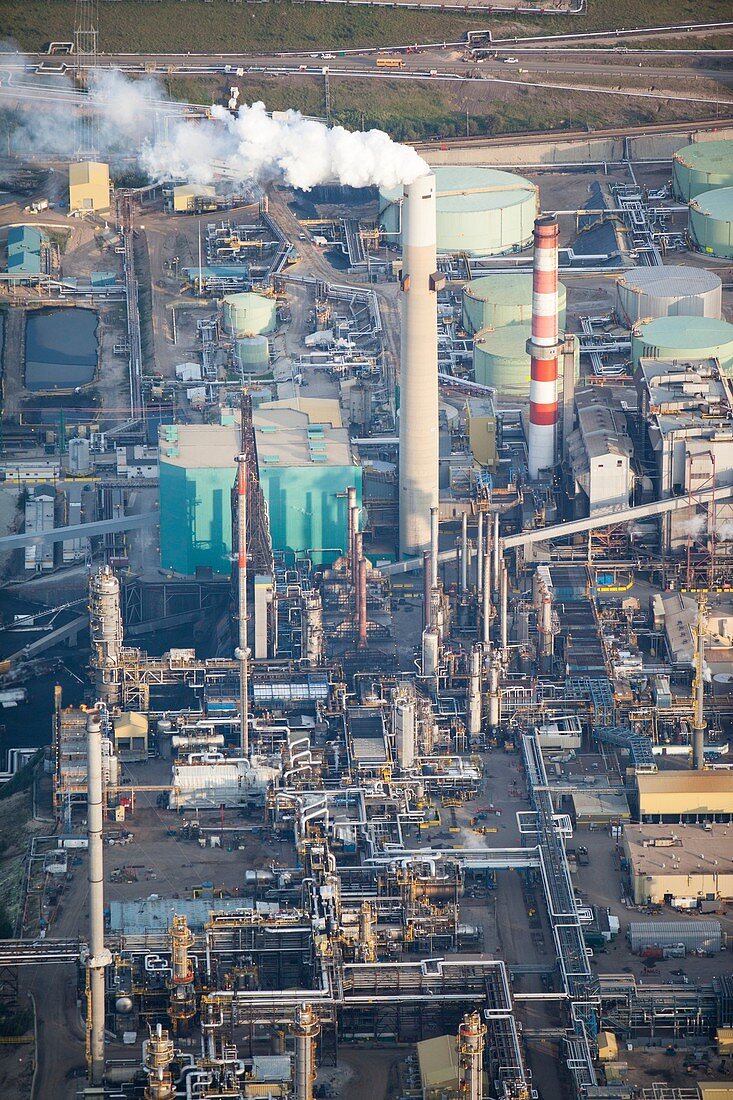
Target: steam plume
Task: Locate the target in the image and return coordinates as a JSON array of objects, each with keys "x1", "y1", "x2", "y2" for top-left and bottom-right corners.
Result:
[
  {"x1": 141, "y1": 101, "x2": 429, "y2": 190},
  {"x1": 1, "y1": 60, "x2": 429, "y2": 190}
]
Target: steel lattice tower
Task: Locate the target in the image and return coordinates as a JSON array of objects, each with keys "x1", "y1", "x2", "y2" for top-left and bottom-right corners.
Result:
[{"x1": 73, "y1": 0, "x2": 99, "y2": 156}]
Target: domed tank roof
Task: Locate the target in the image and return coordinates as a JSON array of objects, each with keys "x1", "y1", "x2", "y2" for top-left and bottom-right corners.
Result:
[
  {"x1": 673, "y1": 139, "x2": 733, "y2": 200},
  {"x1": 616, "y1": 265, "x2": 722, "y2": 323},
  {"x1": 631, "y1": 315, "x2": 733, "y2": 374},
  {"x1": 463, "y1": 273, "x2": 567, "y2": 334},
  {"x1": 380, "y1": 166, "x2": 537, "y2": 256}
]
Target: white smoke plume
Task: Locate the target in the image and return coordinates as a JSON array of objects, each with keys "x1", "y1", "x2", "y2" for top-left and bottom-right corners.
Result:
[
  {"x1": 141, "y1": 101, "x2": 429, "y2": 191},
  {"x1": 2, "y1": 64, "x2": 163, "y2": 157},
  {"x1": 679, "y1": 515, "x2": 707, "y2": 541},
  {"x1": 716, "y1": 521, "x2": 733, "y2": 543},
  {"x1": 1, "y1": 61, "x2": 429, "y2": 190}
]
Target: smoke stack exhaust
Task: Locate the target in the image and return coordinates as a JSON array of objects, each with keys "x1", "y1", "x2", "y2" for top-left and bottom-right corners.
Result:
[
  {"x1": 399, "y1": 173, "x2": 442, "y2": 557},
  {"x1": 527, "y1": 216, "x2": 561, "y2": 480}
]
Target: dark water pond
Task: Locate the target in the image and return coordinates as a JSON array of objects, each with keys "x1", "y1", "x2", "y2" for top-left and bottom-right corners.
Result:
[{"x1": 25, "y1": 308, "x2": 98, "y2": 391}]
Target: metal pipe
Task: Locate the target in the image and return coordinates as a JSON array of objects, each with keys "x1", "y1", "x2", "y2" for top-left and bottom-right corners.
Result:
[
  {"x1": 236, "y1": 454, "x2": 249, "y2": 758},
  {"x1": 467, "y1": 644, "x2": 482, "y2": 738},
  {"x1": 356, "y1": 534, "x2": 367, "y2": 650},
  {"x1": 87, "y1": 711, "x2": 110, "y2": 1086},
  {"x1": 488, "y1": 656, "x2": 500, "y2": 731},
  {"x1": 476, "y1": 511, "x2": 484, "y2": 594},
  {"x1": 293, "y1": 1003, "x2": 320, "y2": 1100},
  {"x1": 430, "y1": 506, "x2": 439, "y2": 590},
  {"x1": 460, "y1": 512, "x2": 468, "y2": 595},
  {"x1": 399, "y1": 173, "x2": 440, "y2": 557},
  {"x1": 500, "y1": 563, "x2": 508, "y2": 660},
  {"x1": 561, "y1": 334, "x2": 577, "y2": 463},
  {"x1": 492, "y1": 512, "x2": 500, "y2": 597},
  {"x1": 692, "y1": 596, "x2": 707, "y2": 771},
  {"x1": 481, "y1": 533, "x2": 491, "y2": 646},
  {"x1": 458, "y1": 1010, "x2": 486, "y2": 1100},
  {"x1": 423, "y1": 550, "x2": 432, "y2": 631}
]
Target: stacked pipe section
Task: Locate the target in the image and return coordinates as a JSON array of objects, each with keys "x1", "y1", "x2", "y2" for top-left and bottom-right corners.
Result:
[
  {"x1": 87, "y1": 710, "x2": 112, "y2": 1086},
  {"x1": 399, "y1": 173, "x2": 443, "y2": 557},
  {"x1": 527, "y1": 215, "x2": 561, "y2": 480}
]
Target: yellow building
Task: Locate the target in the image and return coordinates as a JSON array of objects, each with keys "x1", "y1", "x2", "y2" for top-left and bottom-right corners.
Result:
[
  {"x1": 112, "y1": 712, "x2": 149, "y2": 761},
  {"x1": 68, "y1": 161, "x2": 110, "y2": 213},
  {"x1": 699, "y1": 1085, "x2": 733, "y2": 1100},
  {"x1": 635, "y1": 771, "x2": 733, "y2": 823},
  {"x1": 624, "y1": 823, "x2": 733, "y2": 905},
  {"x1": 416, "y1": 1034, "x2": 460, "y2": 1100},
  {"x1": 172, "y1": 184, "x2": 216, "y2": 213},
  {"x1": 465, "y1": 397, "x2": 498, "y2": 470}
]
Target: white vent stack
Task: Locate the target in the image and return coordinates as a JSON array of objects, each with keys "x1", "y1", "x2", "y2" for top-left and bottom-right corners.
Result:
[
  {"x1": 527, "y1": 215, "x2": 561, "y2": 479},
  {"x1": 399, "y1": 173, "x2": 442, "y2": 557},
  {"x1": 87, "y1": 710, "x2": 112, "y2": 1086}
]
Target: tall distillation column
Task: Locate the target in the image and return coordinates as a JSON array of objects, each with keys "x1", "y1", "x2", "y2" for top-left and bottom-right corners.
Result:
[
  {"x1": 293, "y1": 1003, "x2": 320, "y2": 1100},
  {"x1": 89, "y1": 566, "x2": 123, "y2": 706},
  {"x1": 527, "y1": 216, "x2": 561, "y2": 480},
  {"x1": 692, "y1": 595, "x2": 707, "y2": 771},
  {"x1": 144, "y1": 1023, "x2": 176, "y2": 1100},
  {"x1": 399, "y1": 173, "x2": 442, "y2": 557},
  {"x1": 86, "y1": 710, "x2": 112, "y2": 1086},
  {"x1": 467, "y1": 643, "x2": 482, "y2": 739},
  {"x1": 458, "y1": 1010, "x2": 486, "y2": 1100},
  {"x1": 236, "y1": 453, "x2": 249, "y2": 757},
  {"x1": 169, "y1": 913, "x2": 196, "y2": 1031}
]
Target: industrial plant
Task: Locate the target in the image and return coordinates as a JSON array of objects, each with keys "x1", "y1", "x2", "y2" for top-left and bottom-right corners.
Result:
[{"x1": 1, "y1": 15, "x2": 733, "y2": 1100}]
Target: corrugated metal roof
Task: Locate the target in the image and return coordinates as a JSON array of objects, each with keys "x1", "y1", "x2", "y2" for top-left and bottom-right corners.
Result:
[
  {"x1": 617, "y1": 265, "x2": 721, "y2": 294},
  {"x1": 636, "y1": 771, "x2": 733, "y2": 793}
]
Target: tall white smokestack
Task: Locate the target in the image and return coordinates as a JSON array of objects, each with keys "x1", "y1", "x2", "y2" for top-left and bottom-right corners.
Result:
[
  {"x1": 527, "y1": 215, "x2": 561, "y2": 480},
  {"x1": 399, "y1": 173, "x2": 442, "y2": 557}
]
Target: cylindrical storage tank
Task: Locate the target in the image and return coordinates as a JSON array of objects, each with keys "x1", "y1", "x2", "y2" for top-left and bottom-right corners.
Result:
[
  {"x1": 630, "y1": 316, "x2": 733, "y2": 375},
  {"x1": 380, "y1": 166, "x2": 537, "y2": 257},
  {"x1": 673, "y1": 140, "x2": 733, "y2": 201},
  {"x1": 473, "y1": 322, "x2": 532, "y2": 397},
  {"x1": 222, "y1": 292, "x2": 276, "y2": 337},
  {"x1": 462, "y1": 272, "x2": 567, "y2": 335},
  {"x1": 236, "y1": 335, "x2": 270, "y2": 373},
  {"x1": 689, "y1": 187, "x2": 733, "y2": 260},
  {"x1": 616, "y1": 265, "x2": 722, "y2": 324}
]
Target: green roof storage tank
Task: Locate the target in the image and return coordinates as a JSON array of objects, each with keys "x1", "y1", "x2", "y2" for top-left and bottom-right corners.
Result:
[
  {"x1": 379, "y1": 166, "x2": 537, "y2": 257},
  {"x1": 463, "y1": 273, "x2": 567, "y2": 335},
  {"x1": 236, "y1": 335, "x2": 270, "y2": 373},
  {"x1": 474, "y1": 323, "x2": 532, "y2": 397},
  {"x1": 631, "y1": 316, "x2": 733, "y2": 375},
  {"x1": 688, "y1": 187, "x2": 733, "y2": 260},
  {"x1": 222, "y1": 291, "x2": 276, "y2": 337},
  {"x1": 673, "y1": 140, "x2": 733, "y2": 201}
]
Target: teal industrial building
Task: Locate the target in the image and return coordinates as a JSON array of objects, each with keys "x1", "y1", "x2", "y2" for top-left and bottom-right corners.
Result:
[
  {"x1": 6, "y1": 225, "x2": 47, "y2": 276},
  {"x1": 158, "y1": 403, "x2": 361, "y2": 575}
]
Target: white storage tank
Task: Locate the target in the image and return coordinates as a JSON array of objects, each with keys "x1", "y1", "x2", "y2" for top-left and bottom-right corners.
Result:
[
  {"x1": 380, "y1": 166, "x2": 537, "y2": 257},
  {"x1": 236, "y1": 335, "x2": 270, "y2": 373},
  {"x1": 616, "y1": 266, "x2": 722, "y2": 325},
  {"x1": 463, "y1": 272, "x2": 567, "y2": 335},
  {"x1": 222, "y1": 292, "x2": 276, "y2": 337}
]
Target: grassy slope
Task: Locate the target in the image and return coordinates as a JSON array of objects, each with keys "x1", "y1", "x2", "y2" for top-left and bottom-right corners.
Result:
[
  {"x1": 1, "y1": 0, "x2": 733, "y2": 54},
  {"x1": 166, "y1": 71, "x2": 722, "y2": 141}
]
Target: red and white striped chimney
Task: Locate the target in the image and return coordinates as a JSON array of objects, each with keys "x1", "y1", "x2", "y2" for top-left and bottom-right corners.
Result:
[{"x1": 527, "y1": 215, "x2": 561, "y2": 480}]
